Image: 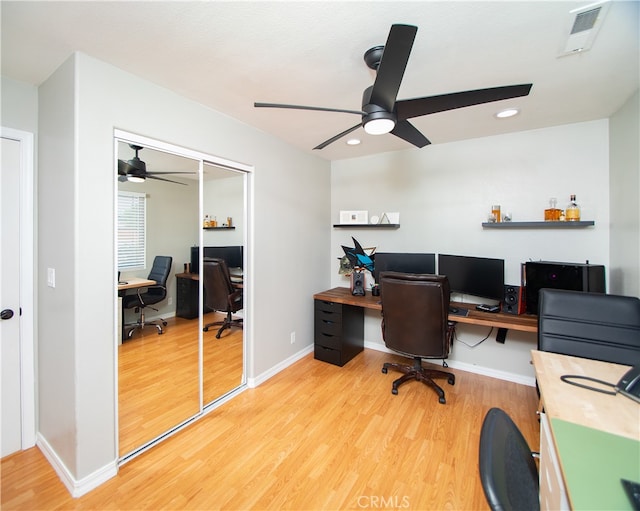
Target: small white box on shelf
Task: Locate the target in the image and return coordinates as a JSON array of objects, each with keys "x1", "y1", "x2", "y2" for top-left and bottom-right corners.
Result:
[{"x1": 339, "y1": 210, "x2": 368, "y2": 224}]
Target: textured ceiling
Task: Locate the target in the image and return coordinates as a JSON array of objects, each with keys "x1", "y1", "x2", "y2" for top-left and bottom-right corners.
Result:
[{"x1": 2, "y1": 1, "x2": 639, "y2": 161}]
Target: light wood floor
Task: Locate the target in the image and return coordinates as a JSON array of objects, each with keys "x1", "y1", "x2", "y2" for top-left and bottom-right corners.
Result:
[
  {"x1": 119, "y1": 312, "x2": 244, "y2": 455},
  {"x1": 2, "y1": 348, "x2": 539, "y2": 510}
]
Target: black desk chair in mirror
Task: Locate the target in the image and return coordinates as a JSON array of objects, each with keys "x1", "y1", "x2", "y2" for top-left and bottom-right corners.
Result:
[
  {"x1": 123, "y1": 255, "x2": 172, "y2": 339},
  {"x1": 202, "y1": 258, "x2": 243, "y2": 339}
]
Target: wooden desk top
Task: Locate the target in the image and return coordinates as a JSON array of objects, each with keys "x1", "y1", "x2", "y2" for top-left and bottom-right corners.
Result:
[
  {"x1": 532, "y1": 350, "x2": 639, "y2": 441},
  {"x1": 118, "y1": 277, "x2": 156, "y2": 291},
  {"x1": 313, "y1": 287, "x2": 538, "y2": 333}
]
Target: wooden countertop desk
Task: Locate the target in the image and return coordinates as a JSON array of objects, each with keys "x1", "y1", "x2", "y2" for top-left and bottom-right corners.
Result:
[
  {"x1": 313, "y1": 287, "x2": 538, "y2": 333},
  {"x1": 532, "y1": 350, "x2": 640, "y2": 510},
  {"x1": 118, "y1": 277, "x2": 156, "y2": 291}
]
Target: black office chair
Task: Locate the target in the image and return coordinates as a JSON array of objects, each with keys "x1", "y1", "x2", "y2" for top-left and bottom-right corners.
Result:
[
  {"x1": 479, "y1": 407, "x2": 540, "y2": 511},
  {"x1": 202, "y1": 258, "x2": 243, "y2": 339},
  {"x1": 123, "y1": 255, "x2": 172, "y2": 339},
  {"x1": 379, "y1": 272, "x2": 455, "y2": 403},
  {"x1": 538, "y1": 288, "x2": 640, "y2": 365}
]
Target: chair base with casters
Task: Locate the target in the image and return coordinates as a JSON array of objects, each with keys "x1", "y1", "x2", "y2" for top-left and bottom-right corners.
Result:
[
  {"x1": 125, "y1": 306, "x2": 168, "y2": 339},
  {"x1": 203, "y1": 310, "x2": 242, "y2": 339},
  {"x1": 382, "y1": 356, "x2": 455, "y2": 403}
]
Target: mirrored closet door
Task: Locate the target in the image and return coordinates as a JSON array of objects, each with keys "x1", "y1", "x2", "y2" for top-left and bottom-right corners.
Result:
[{"x1": 115, "y1": 132, "x2": 248, "y2": 458}]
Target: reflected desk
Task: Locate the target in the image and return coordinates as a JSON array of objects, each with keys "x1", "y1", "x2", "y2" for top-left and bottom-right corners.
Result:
[
  {"x1": 532, "y1": 350, "x2": 640, "y2": 510},
  {"x1": 313, "y1": 287, "x2": 537, "y2": 366},
  {"x1": 176, "y1": 269, "x2": 243, "y2": 320},
  {"x1": 118, "y1": 277, "x2": 156, "y2": 342}
]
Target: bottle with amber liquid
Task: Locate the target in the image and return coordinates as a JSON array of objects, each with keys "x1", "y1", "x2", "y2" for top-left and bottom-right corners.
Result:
[
  {"x1": 565, "y1": 194, "x2": 581, "y2": 221},
  {"x1": 544, "y1": 197, "x2": 561, "y2": 221}
]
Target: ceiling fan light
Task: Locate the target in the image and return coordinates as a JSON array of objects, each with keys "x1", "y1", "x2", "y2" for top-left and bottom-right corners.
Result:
[
  {"x1": 495, "y1": 108, "x2": 520, "y2": 119},
  {"x1": 364, "y1": 118, "x2": 395, "y2": 135},
  {"x1": 127, "y1": 174, "x2": 145, "y2": 183}
]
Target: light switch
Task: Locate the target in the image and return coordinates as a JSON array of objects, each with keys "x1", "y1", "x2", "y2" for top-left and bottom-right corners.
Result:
[{"x1": 47, "y1": 267, "x2": 55, "y2": 288}]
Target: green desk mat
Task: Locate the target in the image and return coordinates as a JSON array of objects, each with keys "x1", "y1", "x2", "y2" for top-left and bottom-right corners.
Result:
[{"x1": 551, "y1": 418, "x2": 640, "y2": 510}]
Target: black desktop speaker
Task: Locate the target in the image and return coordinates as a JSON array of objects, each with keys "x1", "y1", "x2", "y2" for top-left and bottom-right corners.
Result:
[
  {"x1": 525, "y1": 261, "x2": 606, "y2": 314},
  {"x1": 503, "y1": 284, "x2": 526, "y2": 315},
  {"x1": 350, "y1": 272, "x2": 365, "y2": 296}
]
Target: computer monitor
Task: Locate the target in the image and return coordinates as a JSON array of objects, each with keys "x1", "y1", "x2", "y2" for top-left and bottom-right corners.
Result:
[
  {"x1": 437, "y1": 254, "x2": 504, "y2": 302},
  {"x1": 190, "y1": 245, "x2": 243, "y2": 274},
  {"x1": 373, "y1": 252, "x2": 436, "y2": 283}
]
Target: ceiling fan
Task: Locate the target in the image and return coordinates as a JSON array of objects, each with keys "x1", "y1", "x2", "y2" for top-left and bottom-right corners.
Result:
[
  {"x1": 118, "y1": 145, "x2": 195, "y2": 185},
  {"x1": 255, "y1": 24, "x2": 532, "y2": 150}
]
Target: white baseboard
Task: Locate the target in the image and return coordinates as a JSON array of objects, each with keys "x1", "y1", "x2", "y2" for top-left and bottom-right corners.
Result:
[
  {"x1": 248, "y1": 344, "x2": 314, "y2": 388},
  {"x1": 364, "y1": 341, "x2": 536, "y2": 387},
  {"x1": 36, "y1": 433, "x2": 118, "y2": 498}
]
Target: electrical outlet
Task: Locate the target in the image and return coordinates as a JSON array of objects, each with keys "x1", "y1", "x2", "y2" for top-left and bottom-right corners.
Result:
[
  {"x1": 168, "y1": 297, "x2": 173, "y2": 305},
  {"x1": 290, "y1": 331, "x2": 296, "y2": 344}
]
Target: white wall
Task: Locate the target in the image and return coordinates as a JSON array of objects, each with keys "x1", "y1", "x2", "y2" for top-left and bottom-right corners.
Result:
[
  {"x1": 331, "y1": 120, "x2": 611, "y2": 384},
  {"x1": 36, "y1": 52, "x2": 330, "y2": 485},
  {"x1": 609, "y1": 90, "x2": 640, "y2": 297},
  {"x1": 1, "y1": 76, "x2": 38, "y2": 133}
]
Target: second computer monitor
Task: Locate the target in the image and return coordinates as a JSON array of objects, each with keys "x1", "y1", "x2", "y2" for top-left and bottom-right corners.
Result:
[
  {"x1": 437, "y1": 254, "x2": 504, "y2": 302},
  {"x1": 373, "y1": 252, "x2": 436, "y2": 283}
]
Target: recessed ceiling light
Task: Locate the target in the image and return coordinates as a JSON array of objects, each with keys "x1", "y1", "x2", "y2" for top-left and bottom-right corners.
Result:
[
  {"x1": 495, "y1": 108, "x2": 520, "y2": 119},
  {"x1": 346, "y1": 138, "x2": 361, "y2": 146}
]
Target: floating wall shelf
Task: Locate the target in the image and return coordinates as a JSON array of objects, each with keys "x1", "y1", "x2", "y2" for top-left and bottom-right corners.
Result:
[
  {"x1": 333, "y1": 224, "x2": 400, "y2": 229},
  {"x1": 482, "y1": 221, "x2": 594, "y2": 229},
  {"x1": 203, "y1": 226, "x2": 235, "y2": 230}
]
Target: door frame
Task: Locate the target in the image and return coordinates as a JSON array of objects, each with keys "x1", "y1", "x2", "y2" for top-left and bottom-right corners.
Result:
[{"x1": 1, "y1": 126, "x2": 36, "y2": 451}]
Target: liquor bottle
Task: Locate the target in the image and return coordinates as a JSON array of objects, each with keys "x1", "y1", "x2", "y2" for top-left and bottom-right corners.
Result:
[
  {"x1": 204, "y1": 215, "x2": 210, "y2": 228},
  {"x1": 544, "y1": 197, "x2": 561, "y2": 221},
  {"x1": 565, "y1": 195, "x2": 581, "y2": 221}
]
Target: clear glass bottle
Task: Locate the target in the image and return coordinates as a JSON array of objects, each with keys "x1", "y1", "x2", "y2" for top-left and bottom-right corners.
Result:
[
  {"x1": 204, "y1": 215, "x2": 210, "y2": 228},
  {"x1": 565, "y1": 194, "x2": 581, "y2": 221},
  {"x1": 544, "y1": 197, "x2": 561, "y2": 221}
]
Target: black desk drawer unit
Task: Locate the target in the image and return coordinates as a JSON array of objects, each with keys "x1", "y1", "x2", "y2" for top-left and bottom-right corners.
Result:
[{"x1": 314, "y1": 299, "x2": 364, "y2": 366}]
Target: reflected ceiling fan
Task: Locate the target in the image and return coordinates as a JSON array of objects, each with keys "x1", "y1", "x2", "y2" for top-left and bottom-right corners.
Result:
[
  {"x1": 118, "y1": 145, "x2": 195, "y2": 185},
  {"x1": 255, "y1": 24, "x2": 532, "y2": 150}
]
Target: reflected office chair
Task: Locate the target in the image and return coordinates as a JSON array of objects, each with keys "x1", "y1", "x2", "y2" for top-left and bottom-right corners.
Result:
[
  {"x1": 538, "y1": 288, "x2": 640, "y2": 366},
  {"x1": 203, "y1": 258, "x2": 243, "y2": 339},
  {"x1": 123, "y1": 255, "x2": 172, "y2": 339},
  {"x1": 379, "y1": 272, "x2": 455, "y2": 404},
  {"x1": 479, "y1": 407, "x2": 540, "y2": 511}
]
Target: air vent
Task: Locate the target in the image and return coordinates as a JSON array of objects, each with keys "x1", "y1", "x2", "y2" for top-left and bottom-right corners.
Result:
[
  {"x1": 558, "y1": 1, "x2": 610, "y2": 57},
  {"x1": 571, "y1": 7, "x2": 601, "y2": 34}
]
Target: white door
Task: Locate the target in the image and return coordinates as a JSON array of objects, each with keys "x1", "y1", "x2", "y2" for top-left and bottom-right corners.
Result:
[
  {"x1": 1, "y1": 129, "x2": 35, "y2": 458},
  {"x1": 1, "y1": 136, "x2": 22, "y2": 456}
]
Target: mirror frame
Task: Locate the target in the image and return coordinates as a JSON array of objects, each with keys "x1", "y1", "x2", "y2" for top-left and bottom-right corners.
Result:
[{"x1": 114, "y1": 129, "x2": 252, "y2": 462}]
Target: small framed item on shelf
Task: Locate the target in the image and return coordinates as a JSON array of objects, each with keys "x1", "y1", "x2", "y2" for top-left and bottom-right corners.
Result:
[{"x1": 339, "y1": 210, "x2": 368, "y2": 225}]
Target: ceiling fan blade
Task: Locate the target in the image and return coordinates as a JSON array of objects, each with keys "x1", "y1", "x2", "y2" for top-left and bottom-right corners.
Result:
[
  {"x1": 369, "y1": 24, "x2": 417, "y2": 112},
  {"x1": 391, "y1": 120, "x2": 431, "y2": 148},
  {"x1": 396, "y1": 84, "x2": 533, "y2": 120},
  {"x1": 146, "y1": 171, "x2": 197, "y2": 176},
  {"x1": 255, "y1": 102, "x2": 363, "y2": 116},
  {"x1": 118, "y1": 159, "x2": 131, "y2": 175},
  {"x1": 145, "y1": 175, "x2": 188, "y2": 186},
  {"x1": 313, "y1": 124, "x2": 361, "y2": 150}
]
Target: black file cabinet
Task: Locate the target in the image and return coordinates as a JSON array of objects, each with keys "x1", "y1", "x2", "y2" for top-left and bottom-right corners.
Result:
[{"x1": 314, "y1": 299, "x2": 364, "y2": 366}]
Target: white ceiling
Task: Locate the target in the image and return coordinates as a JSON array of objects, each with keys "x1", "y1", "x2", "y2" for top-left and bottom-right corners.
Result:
[{"x1": 2, "y1": 1, "x2": 638, "y2": 161}]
